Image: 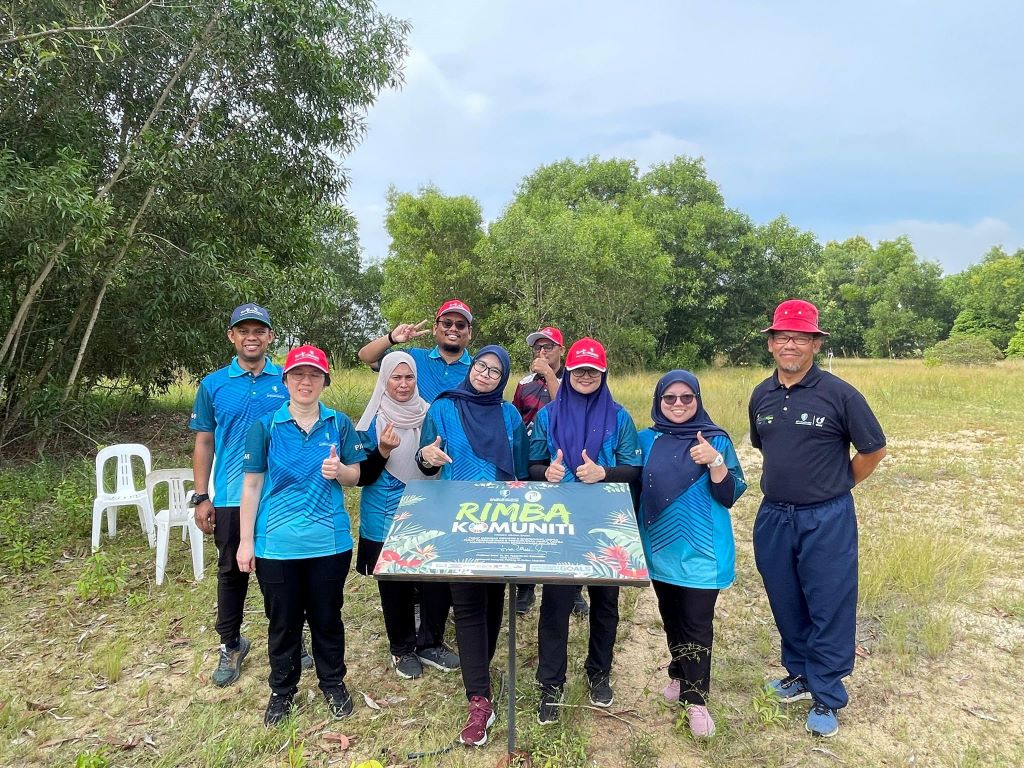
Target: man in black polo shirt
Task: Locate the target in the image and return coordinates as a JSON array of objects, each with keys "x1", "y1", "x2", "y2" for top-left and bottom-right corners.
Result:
[{"x1": 748, "y1": 299, "x2": 886, "y2": 738}]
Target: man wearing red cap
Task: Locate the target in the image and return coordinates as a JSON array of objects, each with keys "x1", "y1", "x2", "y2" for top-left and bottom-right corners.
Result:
[
  {"x1": 358, "y1": 299, "x2": 474, "y2": 403},
  {"x1": 749, "y1": 299, "x2": 887, "y2": 738}
]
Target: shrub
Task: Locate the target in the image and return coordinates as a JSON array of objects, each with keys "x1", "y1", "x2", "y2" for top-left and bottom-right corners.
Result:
[{"x1": 923, "y1": 336, "x2": 1002, "y2": 366}]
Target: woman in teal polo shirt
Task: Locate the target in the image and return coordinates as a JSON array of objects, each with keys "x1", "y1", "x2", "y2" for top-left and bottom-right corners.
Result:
[
  {"x1": 237, "y1": 345, "x2": 366, "y2": 727},
  {"x1": 636, "y1": 369, "x2": 746, "y2": 738}
]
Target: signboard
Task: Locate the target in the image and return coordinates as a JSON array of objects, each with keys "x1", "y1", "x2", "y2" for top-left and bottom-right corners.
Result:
[{"x1": 373, "y1": 480, "x2": 649, "y2": 586}]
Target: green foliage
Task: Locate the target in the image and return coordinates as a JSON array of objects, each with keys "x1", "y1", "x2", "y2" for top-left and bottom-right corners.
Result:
[
  {"x1": 946, "y1": 247, "x2": 1024, "y2": 352},
  {"x1": 750, "y1": 687, "x2": 788, "y2": 726},
  {"x1": 1, "y1": 0, "x2": 408, "y2": 443},
  {"x1": 1007, "y1": 307, "x2": 1024, "y2": 358},
  {"x1": 73, "y1": 749, "x2": 109, "y2": 768},
  {"x1": 923, "y1": 336, "x2": 1003, "y2": 366},
  {"x1": 74, "y1": 552, "x2": 128, "y2": 599}
]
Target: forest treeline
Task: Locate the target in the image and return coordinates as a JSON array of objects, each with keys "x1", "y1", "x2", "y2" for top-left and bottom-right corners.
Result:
[{"x1": 2, "y1": 1, "x2": 1022, "y2": 445}]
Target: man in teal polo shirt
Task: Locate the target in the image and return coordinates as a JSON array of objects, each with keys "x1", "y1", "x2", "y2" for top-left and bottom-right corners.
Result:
[
  {"x1": 357, "y1": 299, "x2": 474, "y2": 403},
  {"x1": 190, "y1": 303, "x2": 289, "y2": 686}
]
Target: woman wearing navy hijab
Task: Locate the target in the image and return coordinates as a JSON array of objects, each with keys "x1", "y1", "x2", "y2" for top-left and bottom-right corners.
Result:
[
  {"x1": 416, "y1": 344, "x2": 529, "y2": 747},
  {"x1": 528, "y1": 338, "x2": 643, "y2": 725},
  {"x1": 636, "y1": 370, "x2": 746, "y2": 738}
]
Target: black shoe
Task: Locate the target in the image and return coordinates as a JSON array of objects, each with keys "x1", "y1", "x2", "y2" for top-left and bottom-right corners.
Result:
[
  {"x1": 572, "y1": 587, "x2": 590, "y2": 617},
  {"x1": 392, "y1": 652, "x2": 423, "y2": 679},
  {"x1": 300, "y1": 642, "x2": 314, "y2": 671},
  {"x1": 537, "y1": 685, "x2": 563, "y2": 725},
  {"x1": 264, "y1": 692, "x2": 294, "y2": 727},
  {"x1": 588, "y1": 672, "x2": 613, "y2": 707},
  {"x1": 324, "y1": 683, "x2": 354, "y2": 719},
  {"x1": 515, "y1": 585, "x2": 536, "y2": 615}
]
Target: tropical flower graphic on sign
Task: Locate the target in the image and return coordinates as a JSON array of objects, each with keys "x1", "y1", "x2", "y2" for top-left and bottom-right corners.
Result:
[
  {"x1": 586, "y1": 509, "x2": 649, "y2": 579},
  {"x1": 374, "y1": 507, "x2": 445, "y2": 574}
]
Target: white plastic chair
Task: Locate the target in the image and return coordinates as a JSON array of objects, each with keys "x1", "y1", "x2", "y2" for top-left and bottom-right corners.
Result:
[
  {"x1": 91, "y1": 443, "x2": 156, "y2": 552},
  {"x1": 147, "y1": 468, "x2": 205, "y2": 585}
]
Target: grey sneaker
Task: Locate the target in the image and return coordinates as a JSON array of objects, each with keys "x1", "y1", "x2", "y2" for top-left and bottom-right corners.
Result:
[
  {"x1": 212, "y1": 636, "x2": 250, "y2": 687},
  {"x1": 393, "y1": 652, "x2": 423, "y2": 679},
  {"x1": 300, "y1": 642, "x2": 314, "y2": 671},
  {"x1": 572, "y1": 586, "x2": 590, "y2": 617},
  {"x1": 416, "y1": 645, "x2": 460, "y2": 671},
  {"x1": 588, "y1": 672, "x2": 614, "y2": 707}
]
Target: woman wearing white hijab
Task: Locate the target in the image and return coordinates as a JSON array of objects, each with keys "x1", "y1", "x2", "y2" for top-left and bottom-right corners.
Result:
[{"x1": 355, "y1": 352, "x2": 460, "y2": 681}]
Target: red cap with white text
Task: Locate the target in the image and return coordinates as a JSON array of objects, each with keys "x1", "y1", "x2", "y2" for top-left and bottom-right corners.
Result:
[
  {"x1": 283, "y1": 345, "x2": 330, "y2": 377},
  {"x1": 526, "y1": 327, "x2": 564, "y2": 347},
  {"x1": 564, "y1": 338, "x2": 607, "y2": 372},
  {"x1": 435, "y1": 299, "x2": 473, "y2": 323}
]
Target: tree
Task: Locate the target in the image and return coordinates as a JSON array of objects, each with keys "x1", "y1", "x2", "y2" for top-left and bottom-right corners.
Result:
[
  {"x1": 946, "y1": 246, "x2": 1024, "y2": 352},
  {"x1": 378, "y1": 186, "x2": 486, "y2": 326},
  {"x1": 1, "y1": 0, "x2": 408, "y2": 443},
  {"x1": 1006, "y1": 308, "x2": 1024, "y2": 358}
]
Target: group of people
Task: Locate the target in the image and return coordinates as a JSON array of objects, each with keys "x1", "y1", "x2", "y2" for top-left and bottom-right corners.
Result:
[{"x1": 189, "y1": 296, "x2": 886, "y2": 746}]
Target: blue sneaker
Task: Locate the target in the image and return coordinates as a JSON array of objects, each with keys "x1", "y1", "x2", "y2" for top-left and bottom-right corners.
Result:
[
  {"x1": 805, "y1": 701, "x2": 839, "y2": 737},
  {"x1": 767, "y1": 674, "x2": 812, "y2": 703}
]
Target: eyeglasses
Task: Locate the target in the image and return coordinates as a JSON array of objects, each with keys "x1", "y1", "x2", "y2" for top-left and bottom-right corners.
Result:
[
  {"x1": 437, "y1": 318, "x2": 469, "y2": 331},
  {"x1": 532, "y1": 343, "x2": 556, "y2": 354},
  {"x1": 771, "y1": 333, "x2": 815, "y2": 346},
  {"x1": 569, "y1": 367, "x2": 601, "y2": 379},
  {"x1": 472, "y1": 360, "x2": 503, "y2": 380},
  {"x1": 289, "y1": 370, "x2": 325, "y2": 382},
  {"x1": 661, "y1": 393, "x2": 697, "y2": 406}
]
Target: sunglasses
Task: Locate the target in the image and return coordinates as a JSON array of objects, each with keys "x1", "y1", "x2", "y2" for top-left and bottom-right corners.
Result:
[
  {"x1": 661, "y1": 393, "x2": 697, "y2": 405},
  {"x1": 532, "y1": 343, "x2": 556, "y2": 354},
  {"x1": 437, "y1": 318, "x2": 469, "y2": 331}
]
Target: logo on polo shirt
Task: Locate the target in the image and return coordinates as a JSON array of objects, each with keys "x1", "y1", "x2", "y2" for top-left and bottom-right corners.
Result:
[
  {"x1": 795, "y1": 412, "x2": 826, "y2": 427},
  {"x1": 756, "y1": 413, "x2": 774, "y2": 425}
]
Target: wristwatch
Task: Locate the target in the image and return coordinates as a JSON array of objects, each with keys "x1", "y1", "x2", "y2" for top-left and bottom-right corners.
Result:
[
  {"x1": 190, "y1": 492, "x2": 210, "y2": 506},
  {"x1": 708, "y1": 454, "x2": 724, "y2": 469}
]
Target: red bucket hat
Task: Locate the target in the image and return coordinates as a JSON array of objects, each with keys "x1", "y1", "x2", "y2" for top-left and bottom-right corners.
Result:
[
  {"x1": 761, "y1": 299, "x2": 829, "y2": 336},
  {"x1": 526, "y1": 326, "x2": 564, "y2": 347},
  {"x1": 564, "y1": 338, "x2": 608, "y2": 372},
  {"x1": 283, "y1": 345, "x2": 331, "y2": 380}
]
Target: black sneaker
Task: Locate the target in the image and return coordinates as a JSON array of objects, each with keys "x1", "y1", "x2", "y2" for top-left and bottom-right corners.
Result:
[
  {"x1": 212, "y1": 636, "x2": 250, "y2": 687},
  {"x1": 392, "y1": 652, "x2": 423, "y2": 679},
  {"x1": 537, "y1": 685, "x2": 563, "y2": 725},
  {"x1": 264, "y1": 692, "x2": 294, "y2": 727},
  {"x1": 572, "y1": 587, "x2": 590, "y2": 617},
  {"x1": 324, "y1": 683, "x2": 354, "y2": 719},
  {"x1": 515, "y1": 585, "x2": 536, "y2": 615},
  {"x1": 416, "y1": 645, "x2": 460, "y2": 671},
  {"x1": 300, "y1": 642, "x2": 314, "y2": 671},
  {"x1": 588, "y1": 672, "x2": 613, "y2": 707}
]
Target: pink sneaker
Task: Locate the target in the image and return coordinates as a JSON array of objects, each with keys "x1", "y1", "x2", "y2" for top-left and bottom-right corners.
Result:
[
  {"x1": 459, "y1": 696, "x2": 496, "y2": 747},
  {"x1": 686, "y1": 705, "x2": 716, "y2": 738},
  {"x1": 663, "y1": 678, "x2": 680, "y2": 703}
]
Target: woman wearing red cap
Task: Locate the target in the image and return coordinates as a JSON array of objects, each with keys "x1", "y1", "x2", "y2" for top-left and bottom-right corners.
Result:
[
  {"x1": 527, "y1": 338, "x2": 643, "y2": 725},
  {"x1": 236, "y1": 345, "x2": 366, "y2": 727}
]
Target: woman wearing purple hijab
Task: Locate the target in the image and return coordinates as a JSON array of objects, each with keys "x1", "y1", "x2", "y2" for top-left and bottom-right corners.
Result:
[
  {"x1": 527, "y1": 338, "x2": 643, "y2": 725},
  {"x1": 637, "y1": 369, "x2": 746, "y2": 738}
]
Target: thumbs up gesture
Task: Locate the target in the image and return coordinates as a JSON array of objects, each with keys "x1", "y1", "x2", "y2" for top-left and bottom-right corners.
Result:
[
  {"x1": 378, "y1": 420, "x2": 401, "y2": 458},
  {"x1": 545, "y1": 448, "x2": 566, "y2": 483},
  {"x1": 576, "y1": 448, "x2": 606, "y2": 484},
  {"x1": 419, "y1": 435, "x2": 452, "y2": 468},
  {"x1": 689, "y1": 431, "x2": 722, "y2": 466},
  {"x1": 321, "y1": 444, "x2": 342, "y2": 480}
]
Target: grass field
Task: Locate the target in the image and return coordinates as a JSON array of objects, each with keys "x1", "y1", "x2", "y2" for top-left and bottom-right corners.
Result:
[{"x1": 1, "y1": 359, "x2": 1023, "y2": 767}]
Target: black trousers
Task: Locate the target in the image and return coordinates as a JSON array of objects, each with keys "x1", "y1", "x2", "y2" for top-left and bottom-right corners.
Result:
[
  {"x1": 652, "y1": 579, "x2": 719, "y2": 706},
  {"x1": 356, "y1": 538, "x2": 451, "y2": 655},
  {"x1": 214, "y1": 506, "x2": 250, "y2": 646},
  {"x1": 255, "y1": 551, "x2": 351, "y2": 696},
  {"x1": 450, "y1": 582, "x2": 506, "y2": 700},
  {"x1": 536, "y1": 584, "x2": 619, "y2": 687}
]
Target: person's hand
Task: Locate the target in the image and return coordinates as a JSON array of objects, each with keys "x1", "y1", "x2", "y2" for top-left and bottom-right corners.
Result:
[
  {"x1": 545, "y1": 449, "x2": 566, "y2": 482},
  {"x1": 419, "y1": 436, "x2": 452, "y2": 467},
  {"x1": 690, "y1": 431, "x2": 722, "y2": 466},
  {"x1": 531, "y1": 357, "x2": 554, "y2": 378},
  {"x1": 194, "y1": 499, "x2": 215, "y2": 534},
  {"x1": 236, "y1": 540, "x2": 255, "y2": 573},
  {"x1": 321, "y1": 445, "x2": 342, "y2": 480},
  {"x1": 576, "y1": 449, "x2": 606, "y2": 483},
  {"x1": 378, "y1": 421, "x2": 401, "y2": 458},
  {"x1": 390, "y1": 320, "x2": 431, "y2": 344}
]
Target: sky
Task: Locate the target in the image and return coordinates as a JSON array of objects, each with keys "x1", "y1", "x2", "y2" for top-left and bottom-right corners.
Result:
[{"x1": 344, "y1": 1, "x2": 1024, "y2": 276}]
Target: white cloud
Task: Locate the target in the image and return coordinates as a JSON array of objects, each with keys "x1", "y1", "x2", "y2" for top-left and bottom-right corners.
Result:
[
  {"x1": 404, "y1": 48, "x2": 488, "y2": 119},
  {"x1": 861, "y1": 217, "x2": 1022, "y2": 275},
  {"x1": 598, "y1": 131, "x2": 703, "y2": 171}
]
